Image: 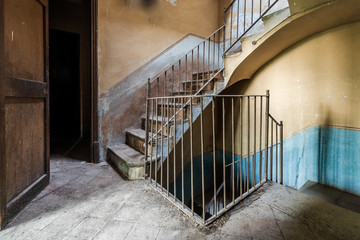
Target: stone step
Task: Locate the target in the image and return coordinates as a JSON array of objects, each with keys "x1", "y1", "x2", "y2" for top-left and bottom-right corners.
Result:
[
  {"x1": 182, "y1": 79, "x2": 214, "y2": 91},
  {"x1": 157, "y1": 102, "x2": 192, "y2": 119},
  {"x1": 126, "y1": 128, "x2": 147, "y2": 154},
  {"x1": 107, "y1": 144, "x2": 145, "y2": 180},
  {"x1": 170, "y1": 92, "x2": 201, "y2": 104},
  {"x1": 192, "y1": 70, "x2": 222, "y2": 80},
  {"x1": 141, "y1": 115, "x2": 182, "y2": 136}
]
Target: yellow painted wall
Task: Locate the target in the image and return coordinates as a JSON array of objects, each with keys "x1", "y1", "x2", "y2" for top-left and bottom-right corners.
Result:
[
  {"x1": 225, "y1": 20, "x2": 360, "y2": 140},
  {"x1": 98, "y1": 0, "x2": 221, "y2": 94}
]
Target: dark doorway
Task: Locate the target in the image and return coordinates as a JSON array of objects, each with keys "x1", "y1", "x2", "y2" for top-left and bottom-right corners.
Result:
[
  {"x1": 49, "y1": 0, "x2": 92, "y2": 161},
  {"x1": 50, "y1": 29, "x2": 80, "y2": 147}
]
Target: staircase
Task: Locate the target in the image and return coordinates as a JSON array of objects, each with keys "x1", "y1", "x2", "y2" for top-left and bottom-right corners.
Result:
[
  {"x1": 107, "y1": 70, "x2": 225, "y2": 180},
  {"x1": 107, "y1": 0, "x2": 284, "y2": 226}
]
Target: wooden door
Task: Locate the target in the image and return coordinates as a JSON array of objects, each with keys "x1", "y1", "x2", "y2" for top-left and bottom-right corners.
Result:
[{"x1": 0, "y1": 0, "x2": 49, "y2": 229}]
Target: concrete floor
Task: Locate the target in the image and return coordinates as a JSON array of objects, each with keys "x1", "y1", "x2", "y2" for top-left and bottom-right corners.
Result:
[
  {"x1": 1, "y1": 155, "x2": 360, "y2": 240},
  {"x1": 300, "y1": 180, "x2": 360, "y2": 214}
]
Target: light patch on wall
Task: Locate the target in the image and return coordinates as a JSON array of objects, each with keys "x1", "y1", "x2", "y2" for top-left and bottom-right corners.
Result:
[{"x1": 166, "y1": 0, "x2": 177, "y2": 6}]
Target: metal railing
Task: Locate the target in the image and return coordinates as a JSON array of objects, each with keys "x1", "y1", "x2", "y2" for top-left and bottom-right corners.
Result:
[
  {"x1": 223, "y1": 0, "x2": 279, "y2": 54},
  {"x1": 144, "y1": 91, "x2": 283, "y2": 225},
  {"x1": 148, "y1": 26, "x2": 225, "y2": 99},
  {"x1": 142, "y1": 0, "x2": 282, "y2": 225}
]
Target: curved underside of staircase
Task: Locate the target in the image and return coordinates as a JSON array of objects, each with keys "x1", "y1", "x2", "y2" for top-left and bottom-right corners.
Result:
[{"x1": 225, "y1": 0, "x2": 360, "y2": 87}]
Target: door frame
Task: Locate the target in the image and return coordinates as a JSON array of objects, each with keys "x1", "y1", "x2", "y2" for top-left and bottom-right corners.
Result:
[
  {"x1": 0, "y1": 0, "x2": 6, "y2": 229},
  {"x1": 91, "y1": 0, "x2": 99, "y2": 163}
]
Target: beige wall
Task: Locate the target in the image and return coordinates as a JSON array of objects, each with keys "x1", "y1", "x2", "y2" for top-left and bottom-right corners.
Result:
[
  {"x1": 225, "y1": 20, "x2": 360, "y2": 140},
  {"x1": 98, "y1": 0, "x2": 221, "y2": 95}
]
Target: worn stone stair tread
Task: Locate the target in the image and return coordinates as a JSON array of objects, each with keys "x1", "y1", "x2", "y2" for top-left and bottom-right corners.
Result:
[
  {"x1": 108, "y1": 144, "x2": 144, "y2": 167},
  {"x1": 182, "y1": 79, "x2": 211, "y2": 83},
  {"x1": 192, "y1": 69, "x2": 220, "y2": 75},
  {"x1": 142, "y1": 115, "x2": 181, "y2": 123},
  {"x1": 127, "y1": 128, "x2": 146, "y2": 140},
  {"x1": 158, "y1": 102, "x2": 190, "y2": 107},
  {"x1": 172, "y1": 90, "x2": 197, "y2": 95}
]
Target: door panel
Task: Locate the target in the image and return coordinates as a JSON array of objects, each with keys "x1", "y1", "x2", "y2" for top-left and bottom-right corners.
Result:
[
  {"x1": 5, "y1": 98, "x2": 45, "y2": 203},
  {"x1": 0, "y1": 0, "x2": 49, "y2": 229},
  {"x1": 4, "y1": 0, "x2": 45, "y2": 82}
]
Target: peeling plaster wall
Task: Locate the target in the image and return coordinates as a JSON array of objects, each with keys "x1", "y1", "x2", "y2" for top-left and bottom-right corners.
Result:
[
  {"x1": 224, "y1": 21, "x2": 360, "y2": 195},
  {"x1": 98, "y1": 0, "x2": 220, "y2": 94},
  {"x1": 97, "y1": 0, "x2": 222, "y2": 161}
]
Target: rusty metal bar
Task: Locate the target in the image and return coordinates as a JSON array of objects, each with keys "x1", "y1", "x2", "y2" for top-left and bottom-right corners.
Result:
[
  {"x1": 191, "y1": 50, "x2": 193, "y2": 95},
  {"x1": 208, "y1": 38, "x2": 210, "y2": 79},
  {"x1": 144, "y1": 78, "x2": 150, "y2": 179},
  {"x1": 237, "y1": 0, "x2": 240, "y2": 39},
  {"x1": 160, "y1": 97, "x2": 164, "y2": 190},
  {"x1": 230, "y1": 5, "x2": 233, "y2": 46},
  {"x1": 259, "y1": 96, "x2": 263, "y2": 182},
  {"x1": 185, "y1": 55, "x2": 188, "y2": 95},
  {"x1": 167, "y1": 98, "x2": 170, "y2": 195},
  {"x1": 231, "y1": 97, "x2": 235, "y2": 203},
  {"x1": 149, "y1": 99, "x2": 154, "y2": 182},
  {"x1": 270, "y1": 118, "x2": 274, "y2": 181},
  {"x1": 213, "y1": 34, "x2": 216, "y2": 75},
  {"x1": 264, "y1": 90, "x2": 270, "y2": 180},
  {"x1": 212, "y1": 98, "x2": 217, "y2": 217},
  {"x1": 223, "y1": 8, "x2": 226, "y2": 53},
  {"x1": 280, "y1": 121, "x2": 283, "y2": 185},
  {"x1": 190, "y1": 98, "x2": 194, "y2": 216},
  {"x1": 243, "y1": 0, "x2": 246, "y2": 33},
  {"x1": 222, "y1": 98, "x2": 226, "y2": 210},
  {"x1": 181, "y1": 97, "x2": 185, "y2": 208},
  {"x1": 155, "y1": 98, "x2": 158, "y2": 186},
  {"x1": 247, "y1": 96, "x2": 250, "y2": 192},
  {"x1": 178, "y1": 60, "x2": 181, "y2": 96},
  {"x1": 173, "y1": 97, "x2": 177, "y2": 201},
  {"x1": 253, "y1": 96, "x2": 256, "y2": 186},
  {"x1": 203, "y1": 42, "x2": 205, "y2": 87},
  {"x1": 200, "y1": 98, "x2": 205, "y2": 223},
  {"x1": 197, "y1": 45, "x2": 200, "y2": 85},
  {"x1": 172, "y1": 65, "x2": 176, "y2": 96},
  {"x1": 240, "y1": 97, "x2": 243, "y2": 197},
  {"x1": 251, "y1": 0, "x2": 254, "y2": 24},
  {"x1": 217, "y1": 32, "x2": 220, "y2": 71},
  {"x1": 275, "y1": 124, "x2": 279, "y2": 183}
]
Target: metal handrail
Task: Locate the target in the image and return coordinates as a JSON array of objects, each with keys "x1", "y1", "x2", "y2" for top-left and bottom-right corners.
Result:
[
  {"x1": 223, "y1": 0, "x2": 279, "y2": 54},
  {"x1": 149, "y1": 25, "x2": 225, "y2": 85}
]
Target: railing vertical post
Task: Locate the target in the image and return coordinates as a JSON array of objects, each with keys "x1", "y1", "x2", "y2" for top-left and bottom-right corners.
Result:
[
  {"x1": 223, "y1": 8, "x2": 226, "y2": 54},
  {"x1": 280, "y1": 120, "x2": 283, "y2": 185},
  {"x1": 212, "y1": 97, "x2": 217, "y2": 217},
  {"x1": 144, "y1": 78, "x2": 151, "y2": 179},
  {"x1": 190, "y1": 98, "x2": 194, "y2": 216},
  {"x1": 222, "y1": 98, "x2": 226, "y2": 210},
  {"x1": 173, "y1": 97, "x2": 177, "y2": 201},
  {"x1": 264, "y1": 90, "x2": 270, "y2": 181},
  {"x1": 181, "y1": 97, "x2": 185, "y2": 208},
  {"x1": 200, "y1": 97, "x2": 205, "y2": 223}
]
